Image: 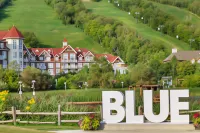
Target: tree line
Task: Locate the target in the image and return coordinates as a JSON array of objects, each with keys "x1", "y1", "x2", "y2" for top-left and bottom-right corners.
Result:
[
  {"x1": 148, "y1": 0, "x2": 200, "y2": 17},
  {"x1": 110, "y1": 0, "x2": 200, "y2": 50}
]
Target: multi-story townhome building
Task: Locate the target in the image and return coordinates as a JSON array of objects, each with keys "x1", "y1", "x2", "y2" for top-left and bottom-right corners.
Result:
[
  {"x1": 0, "y1": 26, "x2": 24, "y2": 71},
  {"x1": 0, "y1": 26, "x2": 127, "y2": 75}
]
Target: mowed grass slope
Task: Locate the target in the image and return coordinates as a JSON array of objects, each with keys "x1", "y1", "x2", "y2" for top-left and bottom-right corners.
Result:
[
  {"x1": 0, "y1": 0, "x2": 103, "y2": 53},
  {"x1": 83, "y1": 0, "x2": 191, "y2": 51},
  {"x1": 148, "y1": 0, "x2": 200, "y2": 26}
]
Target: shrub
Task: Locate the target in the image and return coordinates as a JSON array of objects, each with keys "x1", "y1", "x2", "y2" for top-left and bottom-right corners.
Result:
[
  {"x1": 193, "y1": 113, "x2": 200, "y2": 128},
  {"x1": 79, "y1": 114, "x2": 100, "y2": 130}
]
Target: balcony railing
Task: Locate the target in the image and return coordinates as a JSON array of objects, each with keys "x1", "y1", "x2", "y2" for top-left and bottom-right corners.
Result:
[
  {"x1": 62, "y1": 66, "x2": 77, "y2": 69},
  {"x1": 37, "y1": 66, "x2": 47, "y2": 70},
  {"x1": 62, "y1": 59, "x2": 77, "y2": 63}
]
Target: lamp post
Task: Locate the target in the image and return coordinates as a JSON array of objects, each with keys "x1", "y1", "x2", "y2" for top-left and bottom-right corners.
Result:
[
  {"x1": 176, "y1": 35, "x2": 179, "y2": 39},
  {"x1": 64, "y1": 82, "x2": 66, "y2": 91},
  {"x1": 18, "y1": 81, "x2": 22, "y2": 99},
  {"x1": 141, "y1": 17, "x2": 144, "y2": 23},
  {"x1": 84, "y1": 82, "x2": 88, "y2": 90},
  {"x1": 135, "y1": 12, "x2": 140, "y2": 23},
  {"x1": 55, "y1": 79, "x2": 58, "y2": 87},
  {"x1": 32, "y1": 80, "x2": 36, "y2": 96},
  {"x1": 188, "y1": 38, "x2": 195, "y2": 48},
  {"x1": 158, "y1": 25, "x2": 164, "y2": 35},
  {"x1": 121, "y1": 82, "x2": 124, "y2": 89},
  {"x1": 128, "y1": 12, "x2": 131, "y2": 15}
]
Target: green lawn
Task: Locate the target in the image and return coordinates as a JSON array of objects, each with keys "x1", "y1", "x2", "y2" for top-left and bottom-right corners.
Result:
[
  {"x1": 147, "y1": 0, "x2": 200, "y2": 25},
  {"x1": 0, "y1": 0, "x2": 103, "y2": 53},
  {"x1": 0, "y1": 125, "x2": 47, "y2": 133},
  {"x1": 83, "y1": 0, "x2": 191, "y2": 51}
]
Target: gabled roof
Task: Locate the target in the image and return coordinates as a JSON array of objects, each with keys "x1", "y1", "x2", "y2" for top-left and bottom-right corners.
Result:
[
  {"x1": 3, "y1": 26, "x2": 24, "y2": 39},
  {"x1": 163, "y1": 51, "x2": 200, "y2": 62},
  {"x1": 95, "y1": 54, "x2": 123, "y2": 63}
]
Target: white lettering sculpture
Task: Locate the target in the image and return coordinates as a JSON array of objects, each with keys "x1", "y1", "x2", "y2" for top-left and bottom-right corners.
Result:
[{"x1": 102, "y1": 90, "x2": 189, "y2": 124}]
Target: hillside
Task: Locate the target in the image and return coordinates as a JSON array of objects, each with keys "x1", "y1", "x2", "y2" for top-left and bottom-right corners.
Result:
[
  {"x1": 0, "y1": 0, "x2": 104, "y2": 53},
  {"x1": 83, "y1": 0, "x2": 191, "y2": 51},
  {"x1": 147, "y1": 0, "x2": 200, "y2": 26}
]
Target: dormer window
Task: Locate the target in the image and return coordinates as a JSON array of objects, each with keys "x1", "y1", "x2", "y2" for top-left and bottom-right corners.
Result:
[
  {"x1": 48, "y1": 49, "x2": 51, "y2": 53},
  {"x1": 39, "y1": 56, "x2": 44, "y2": 61},
  {"x1": 35, "y1": 49, "x2": 39, "y2": 52},
  {"x1": 55, "y1": 57, "x2": 59, "y2": 61},
  {"x1": 0, "y1": 43, "x2": 4, "y2": 49}
]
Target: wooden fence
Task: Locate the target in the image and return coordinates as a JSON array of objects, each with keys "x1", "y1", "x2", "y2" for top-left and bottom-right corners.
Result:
[
  {"x1": 1, "y1": 104, "x2": 200, "y2": 125},
  {"x1": 0, "y1": 105, "x2": 100, "y2": 126}
]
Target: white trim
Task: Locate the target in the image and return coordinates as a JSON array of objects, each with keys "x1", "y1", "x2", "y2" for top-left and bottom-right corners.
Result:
[
  {"x1": 54, "y1": 54, "x2": 59, "y2": 57},
  {"x1": 111, "y1": 56, "x2": 124, "y2": 63},
  {"x1": 38, "y1": 50, "x2": 51, "y2": 57},
  {"x1": 84, "y1": 51, "x2": 94, "y2": 57},
  {"x1": 78, "y1": 54, "x2": 83, "y2": 57},
  {"x1": 59, "y1": 45, "x2": 77, "y2": 54}
]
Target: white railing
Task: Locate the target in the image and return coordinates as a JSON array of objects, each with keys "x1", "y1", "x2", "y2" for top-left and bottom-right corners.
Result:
[{"x1": 62, "y1": 59, "x2": 77, "y2": 63}]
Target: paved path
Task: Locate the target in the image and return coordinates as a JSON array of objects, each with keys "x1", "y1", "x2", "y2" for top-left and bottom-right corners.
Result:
[{"x1": 49, "y1": 130, "x2": 200, "y2": 133}]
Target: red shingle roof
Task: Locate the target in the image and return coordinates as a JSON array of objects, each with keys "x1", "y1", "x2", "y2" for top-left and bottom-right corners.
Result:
[
  {"x1": 95, "y1": 54, "x2": 120, "y2": 63},
  {"x1": 3, "y1": 26, "x2": 24, "y2": 39},
  {"x1": 0, "y1": 31, "x2": 8, "y2": 40}
]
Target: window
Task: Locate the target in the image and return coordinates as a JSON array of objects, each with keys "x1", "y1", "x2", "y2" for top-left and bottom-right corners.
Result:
[
  {"x1": 13, "y1": 52, "x2": 17, "y2": 58},
  {"x1": 56, "y1": 63, "x2": 60, "y2": 68},
  {"x1": 13, "y1": 40, "x2": 17, "y2": 49},
  {"x1": 20, "y1": 61, "x2": 23, "y2": 68},
  {"x1": 55, "y1": 57, "x2": 59, "y2": 61},
  {"x1": 19, "y1": 40, "x2": 23, "y2": 49},
  {"x1": 2, "y1": 60, "x2": 7, "y2": 68},
  {"x1": 48, "y1": 63, "x2": 54, "y2": 68},
  {"x1": 0, "y1": 43, "x2": 4, "y2": 49},
  {"x1": 46, "y1": 57, "x2": 51, "y2": 61},
  {"x1": 48, "y1": 69, "x2": 54, "y2": 75},
  {"x1": 63, "y1": 53, "x2": 68, "y2": 60},
  {"x1": 56, "y1": 69, "x2": 60, "y2": 74},
  {"x1": 31, "y1": 63, "x2": 35, "y2": 67},
  {"x1": 70, "y1": 53, "x2": 75, "y2": 60},
  {"x1": 2, "y1": 51, "x2": 6, "y2": 59},
  {"x1": 39, "y1": 56, "x2": 43, "y2": 61},
  {"x1": 79, "y1": 56, "x2": 82, "y2": 61},
  {"x1": 19, "y1": 52, "x2": 23, "y2": 58}
]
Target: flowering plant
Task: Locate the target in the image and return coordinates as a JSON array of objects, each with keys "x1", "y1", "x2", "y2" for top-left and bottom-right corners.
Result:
[
  {"x1": 78, "y1": 114, "x2": 100, "y2": 130},
  {"x1": 193, "y1": 113, "x2": 200, "y2": 128},
  {"x1": 25, "y1": 98, "x2": 35, "y2": 112},
  {"x1": 0, "y1": 90, "x2": 9, "y2": 112}
]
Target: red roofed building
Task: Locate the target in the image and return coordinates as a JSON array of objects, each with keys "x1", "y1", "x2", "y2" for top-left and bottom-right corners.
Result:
[{"x1": 0, "y1": 26, "x2": 127, "y2": 75}]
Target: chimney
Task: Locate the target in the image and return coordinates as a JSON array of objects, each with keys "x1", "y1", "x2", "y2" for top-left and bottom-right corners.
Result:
[
  {"x1": 172, "y1": 48, "x2": 177, "y2": 54},
  {"x1": 63, "y1": 38, "x2": 68, "y2": 47}
]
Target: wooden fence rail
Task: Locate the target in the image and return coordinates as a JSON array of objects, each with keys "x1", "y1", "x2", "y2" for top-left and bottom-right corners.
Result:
[{"x1": 0, "y1": 105, "x2": 99, "y2": 126}]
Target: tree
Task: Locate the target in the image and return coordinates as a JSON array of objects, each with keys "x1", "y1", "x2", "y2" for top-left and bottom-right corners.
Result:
[
  {"x1": 23, "y1": 32, "x2": 40, "y2": 48},
  {"x1": 21, "y1": 67, "x2": 52, "y2": 90},
  {"x1": 56, "y1": 76, "x2": 67, "y2": 90}
]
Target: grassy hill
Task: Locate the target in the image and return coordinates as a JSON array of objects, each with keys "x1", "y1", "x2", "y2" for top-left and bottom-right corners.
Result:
[
  {"x1": 83, "y1": 0, "x2": 191, "y2": 51},
  {"x1": 0, "y1": 0, "x2": 103, "y2": 53},
  {"x1": 147, "y1": 0, "x2": 200, "y2": 26}
]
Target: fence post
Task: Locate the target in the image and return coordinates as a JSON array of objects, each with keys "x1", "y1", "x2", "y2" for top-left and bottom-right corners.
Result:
[
  {"x1": 12, "y1": 106, "x2": 16, "y2": 125},
  {"x1": 58, "y1": 104, "x2": 61, "y2": 126},
  {"x1": 138, "y1": 106, "x2": 143, "y2": 115}
]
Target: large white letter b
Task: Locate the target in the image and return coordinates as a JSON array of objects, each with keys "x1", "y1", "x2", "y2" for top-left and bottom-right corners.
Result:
[{"x1": 102, "y1": 91, "x2": 125, "y2": 123}]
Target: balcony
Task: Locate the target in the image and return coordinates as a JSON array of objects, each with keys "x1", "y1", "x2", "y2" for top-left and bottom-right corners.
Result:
[{"x1": 62, "y1": 65, "x2": 77, "y2": 69}]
